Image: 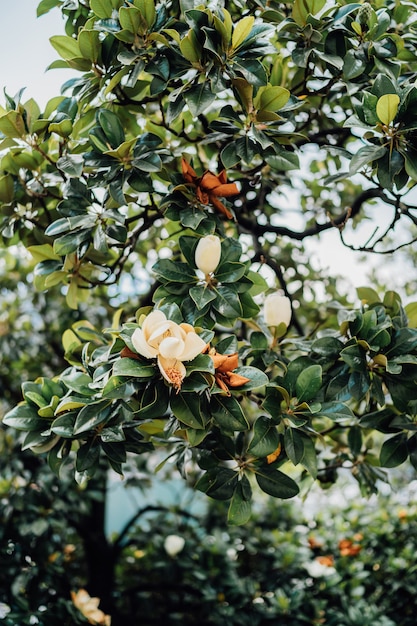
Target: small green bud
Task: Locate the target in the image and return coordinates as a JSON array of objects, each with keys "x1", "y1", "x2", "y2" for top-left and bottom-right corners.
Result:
[{"x1": 358, "y1": 2, "x2": 373, "y2": 28}]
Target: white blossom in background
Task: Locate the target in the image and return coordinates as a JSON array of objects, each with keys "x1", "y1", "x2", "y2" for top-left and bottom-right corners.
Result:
[
  {"x1": 164, "y1": 534, "x2": 185, "y2": 557},
  {"x1": 263, "y1": 293, "x2": 292, "y2": 328}
]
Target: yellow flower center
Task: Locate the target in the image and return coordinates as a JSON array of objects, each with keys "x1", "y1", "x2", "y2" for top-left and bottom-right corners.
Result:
[{"x1": 165, "y1": 366, "x2": 184, "y2": 390}]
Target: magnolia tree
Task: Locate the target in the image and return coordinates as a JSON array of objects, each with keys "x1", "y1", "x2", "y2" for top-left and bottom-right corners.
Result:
[{"x1": 2, "y1": 0, "x2": 417, "y2": 525}]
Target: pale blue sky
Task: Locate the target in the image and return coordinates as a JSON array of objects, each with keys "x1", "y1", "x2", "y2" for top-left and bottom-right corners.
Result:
[{"x1": 0, "y1": 0, "x2": 74, "y2": 106}]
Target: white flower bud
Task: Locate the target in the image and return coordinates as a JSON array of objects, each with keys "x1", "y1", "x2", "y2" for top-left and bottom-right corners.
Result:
[
  {"x1": 164, "y1": 534, "x2": 185, "y2": 557},
  {"x1": 264, "y1": 293, "x2": 292, "y2": 328},
  {"x1": 195, "y1": 235, "x2": 222, "y2": 275}
]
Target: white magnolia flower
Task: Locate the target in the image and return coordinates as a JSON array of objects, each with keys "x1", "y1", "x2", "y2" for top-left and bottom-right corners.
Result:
[
  {"x1": 71, "y1": 589, "x2": 111, "y2": 625},
  {"x1": 264, "y1": 293, "x2": 292, "y2": 328},
  {"x1": 195, "y1": 234, "x2": 222, "y2": 276},
  {"x1": 164, "y1": 534, "x2": 185, "y2": 557},
  {"x1": 131, "y1": 310, "x2": 206, "y2": 390}
]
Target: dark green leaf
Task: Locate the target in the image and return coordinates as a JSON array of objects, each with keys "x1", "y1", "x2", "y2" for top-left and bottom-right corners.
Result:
[
  {"x1": 198, "y1": 467, "x2": 238, "y2": 500},
  {"x1": 295, "y1": 364, "x2": 322, "y2": 403},
  {"x1": 227, "y1": 477, "x2": 252, "y2": 525},
  {"x1": 73, "y1": 400, "x2": 113, "y2": 435},
  {"x1": 380, "y1": 433, "x2": 408, "y2": 467},
  {"x1": 284, "y1": 427, "x2": 304, "y2": 465},
  {"x1": 76, "y1": 439, "x2": 101, "y2": 471},
  {"x1": 171, "y1": 392, "x2": 207, "y2": 429},
  {"x1": 255, "y1": 466, "x2": 300, "y2": 498},
  {"x1": 98, "y1": 108, "x2": 125, "y2": 148},
  {"x1": 184, "y1": 83, "x2": 216, "y2": 116},
  {"x1": 248, "y1": 415, "x2": 280, "y2": 457},
  {"x1": 211, "y1": 395, "x2": 249, "y2": 433},
  {"x1": 112, "y1": 358, "x2": 156, "y2": 378},
  {"x1": 153, "y1": 259, "x2": 197, "y2": 283}
]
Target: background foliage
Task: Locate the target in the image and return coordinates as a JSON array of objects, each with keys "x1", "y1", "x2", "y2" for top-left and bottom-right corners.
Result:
[{"x1": 2, "y1": 427, "x2": 417, "y2": 625}]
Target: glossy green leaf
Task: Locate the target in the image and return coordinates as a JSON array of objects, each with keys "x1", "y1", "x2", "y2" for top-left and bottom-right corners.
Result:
[
  {"x1": 50, "y1": 35, "x2": 81, "y2": 60},
  {"x1": 212, "y1": 286, "x2": 243, "y2": 319},
  {"x1": 51, "y1": 413, "x2": 76, "y2": 437},
  {"x1": 0, "y1": 173, "x2": 14, "y2": 202},
  {"x1": 90, "y1": 0, "x2": 115, "y2": 18},
  {"x1": 153, "y1": 259, "x2": 197, "y2": 283},
  {"x1": 380, "y1": 433, "x2": 408, "y2": 467},
  {"x1": 112, "y1": 358, "x2": 156, "y2": 378},
  {"x1": 78, "y1": 29, "x2": 101, "y2": 63},
  {"x1": 184, "y1": 83, "x2": 216, "y2": 116},
  {"x1": 231, "y1": 16, "x2": 255, "y2": 49},
  {"x1": 211, "y1": 395, "x2": 249, "y2": 433},
  {"x1": 37, "y1": 0, "x2": 62, "y2": 17},
  {"x1": 248, "y1": 415, "x2": 280, "y2": 457},
  {"x1": 300, "y1": 435, "x2": 317, "y2": 478},
  {"x1": 349, "y1": 145, "x2": 387, "y2": 174},
  {"x1": 255, "y1": 85, "x2": 290, "y2": 112},
  {"x1": 98, "y1": 109, "x2": 125, "y2": 148},
  {"x1": 180, "y1": 31, "x2": 201, "y2": 63},
  {"x1": 76, "y1": 440, "x2": 101, "y2": 471},
  {"x1": 119, "y1": 6, "x2": 141, "y2": 32},
  {"x1": 0, "y1": 111, "x2": 26, "y2": 138},
  {"x1": 134, "y1": 0, "x2": 156, "y2": 28},
  {"x1": 171, "y1": 392, "x2": 207, "y2": 429},
  {"x1": 197, "y1": 467, "x2": 238, "y2": 500},
  {"x1": 73, "y1": 400, "x2": 113, "y2": 435},
  {"x1": 295, "y1": 365, "x2": 322, "y2": 403},
  {"x1": 292, "y1": 0, "x2": 326, "y2": 26},
  {"x1": 227, "y1": 477, "x2": 252, "y2": 525},
  {"x1": 266, "y1": 150, "x2": 299, "y2": 172},
  {"x1": 284, "y1": 427, "x2": 305, "y2": 465},
  {"x1": 254, "y1": 466, "x2": 300, "y2": 498},
  {"x1": 376, "y1": 93, "x2": 400, "y2": 125},
  {"x1": 2, "y1": 404, "x2": 46, "y2": 431}
]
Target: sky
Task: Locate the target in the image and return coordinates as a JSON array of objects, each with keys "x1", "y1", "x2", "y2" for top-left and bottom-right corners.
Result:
[{"x1": 0, "y1": 0, "x2": 74, "y2": 106}]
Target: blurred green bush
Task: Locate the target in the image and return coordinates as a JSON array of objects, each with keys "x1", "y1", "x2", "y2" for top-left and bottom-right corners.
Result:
[{"x1": 1, "y1": 423, "x2": 416, "y2": 626}]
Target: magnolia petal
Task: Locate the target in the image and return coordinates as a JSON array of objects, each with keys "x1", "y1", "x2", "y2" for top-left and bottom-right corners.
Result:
[
  {"x1": 142, "y1": 310, "x2": 167, "y2": 337},
  {"x1": 180, "y1": 322, "x2": 195, "y2": 333},
  {"x1": 131, "y1": 328, "x2": 158, "y2": 359},
  {"x1": 196, "y1": 188, "x2": 209, "y2": 204},
  {"x1": 218, "y1": 352, "x2": 239, "y2": 373},
  {"x1": 211, "y1": 182, "x2": 239, "y2": 197},
  {"x1": 210, "y1": 353, "x2": 229, "y2": 369},
  {"x1": 200, "y1": 171, "x2": 222, "y2": 190},
  {"x1": 148, "y1": 320, "x2": 185, "y2": 349},
  {"x1": 209, "y1": 195, "x2": 233, "y2": 219},
  {"x1": 227, "y1": 372, "x2": 251, "y2": 387},
  {"x1": 158, "y1": 356, "x2": 186, "y2": 389},
  {"x1": 181, "y1": 157, "x2": 198, "y2": 182},
  {"x1": 218, "y1": 169, "x2": 227, "y2": 184},
  {"x1": 215, "y1": 373, "x2": 231, "y2": 395},
  {"x1": 180, "y1": 332, "x2": 206, "y2": 361},
  {"x1": 159, "y1": 336, "x2": 185, "y2": 359}
]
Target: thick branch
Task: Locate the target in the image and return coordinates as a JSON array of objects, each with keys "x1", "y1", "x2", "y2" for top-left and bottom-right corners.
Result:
[{"x1": 236, "y1": 188, "x2": 388, "y2": 241}]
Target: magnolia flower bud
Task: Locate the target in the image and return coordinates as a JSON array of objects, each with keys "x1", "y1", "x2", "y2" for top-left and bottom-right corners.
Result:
[
  {"x1": 195, "y1": 235, "x2": 222, "y2": 275},
  {"x1": 164, "y1": 534, "x2": 185, "y2": 557},
  {"x1": 264, "y1": 293, "x2": 292, "y2": 328}
]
